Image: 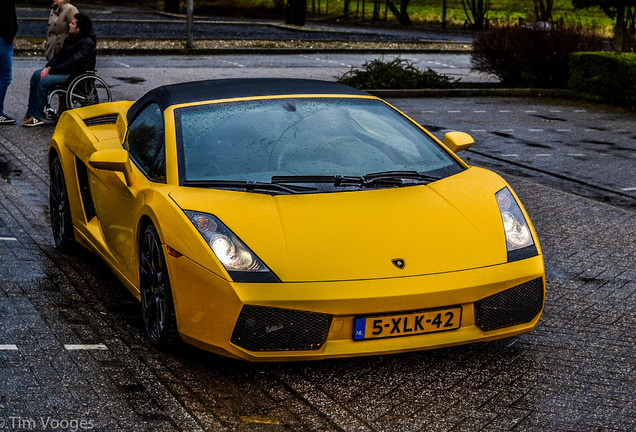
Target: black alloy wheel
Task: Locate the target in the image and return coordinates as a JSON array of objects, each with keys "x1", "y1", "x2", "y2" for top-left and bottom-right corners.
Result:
[
  {"x1": 49, "y1": 156, "x2": 74, "y2": 251},
  {"x1": 140, "y1": 224, "x2": 178, "y2": 348}
]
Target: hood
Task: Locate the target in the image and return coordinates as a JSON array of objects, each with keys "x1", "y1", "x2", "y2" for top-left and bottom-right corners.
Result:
[{"x1": 169, "y1": 167, "x2": 510, "y2": 282}]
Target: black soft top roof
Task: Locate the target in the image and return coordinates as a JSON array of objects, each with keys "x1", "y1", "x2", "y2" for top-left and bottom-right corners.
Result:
[{"x1": 126, "y1": 78, "x2": 369, "y2": 122}]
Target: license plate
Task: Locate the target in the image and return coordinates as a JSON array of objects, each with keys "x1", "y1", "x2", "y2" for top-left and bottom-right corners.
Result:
[{"x1": 353, "y1": 306, "x2": 462, "y2": 341}]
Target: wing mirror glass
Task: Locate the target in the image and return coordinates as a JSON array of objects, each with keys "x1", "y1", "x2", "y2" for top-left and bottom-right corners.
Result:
[
  {"x1": 443, "y1": 131, "x2": 474, "y2": 153},
  {"x1": 88, "y1": 149, "x2": 134, "y2": 186}
]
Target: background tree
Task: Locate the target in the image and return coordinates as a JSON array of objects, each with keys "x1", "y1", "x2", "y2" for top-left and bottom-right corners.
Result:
[
  {"x1": 573, "y1": 0, "x2": 636, "y2": 51},
  {"x1": 533, "y1": 0, "x2": 553, "y2": 21},
  {"x1": 462, "y1": 0, "x2": 491, "y2": 29},
  {"x1": 387, "y1": 0, "x2": 412, "y2": 25}
]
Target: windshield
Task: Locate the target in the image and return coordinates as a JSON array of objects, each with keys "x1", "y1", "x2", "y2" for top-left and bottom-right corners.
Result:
[{"x1": 175, "y1": 97, "x2": 463, "y2": 188}]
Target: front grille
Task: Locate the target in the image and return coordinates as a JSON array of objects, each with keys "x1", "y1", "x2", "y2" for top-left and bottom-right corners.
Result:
[
  {"x1": 475, "y1": 277, "x2": 544, "y2": 332},
  {"x1": 230, "y1": 305, "x2": 332, "y2": 352}
]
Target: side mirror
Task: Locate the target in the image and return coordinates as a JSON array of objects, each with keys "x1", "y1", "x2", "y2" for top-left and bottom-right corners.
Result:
[
  {"x1": 443, "y1": 131, "x2": 474, "y2": 153},
  {"x1": 88, "y1": 148, "x2": 134, "y2": 186}
]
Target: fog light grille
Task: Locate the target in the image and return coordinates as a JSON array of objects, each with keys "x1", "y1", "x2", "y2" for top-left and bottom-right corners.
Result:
[
  {"x1": 231, "y1": 305, "x2": 332, "y2": 351},
  {"x1": 475, "y1": 277, "x2": 544, "y2": 332}
]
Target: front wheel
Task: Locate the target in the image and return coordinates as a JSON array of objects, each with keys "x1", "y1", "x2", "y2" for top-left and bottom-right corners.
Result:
[
  {"x1": 49, "y1": 155, "x2": 75, "y2": 251},
  {"x1": 139, "y1": 224, "x2": 179, "y2": 348}
]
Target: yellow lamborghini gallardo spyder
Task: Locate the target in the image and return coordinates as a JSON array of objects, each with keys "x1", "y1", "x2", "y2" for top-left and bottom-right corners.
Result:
[{"x1": 48, "y1": 78, "x2": 545, "y2": 361}]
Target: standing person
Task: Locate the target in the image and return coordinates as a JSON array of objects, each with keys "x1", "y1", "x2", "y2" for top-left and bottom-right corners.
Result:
[
  {"x1": 46, "y1": 0, "x2": 78, "y2": 62},
  {"x1": 23, "y1": 14, "x2": 95, "y2": 127},
  {"x1": 0, "y1": 0, "x2": 18, "y2": 125}
]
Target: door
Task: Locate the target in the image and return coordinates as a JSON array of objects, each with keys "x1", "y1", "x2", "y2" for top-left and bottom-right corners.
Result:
[{"x1": 89, "y1": 102, "x2": 166, "y2": 283}]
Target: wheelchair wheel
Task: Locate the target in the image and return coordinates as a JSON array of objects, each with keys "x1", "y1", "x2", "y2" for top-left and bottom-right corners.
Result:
[
  {"x1": 45, "y1": 88, "x2": 67, "y2": 120},
  {"x1": 66, "y1": 74, "x2": 112, "y2": 109}
]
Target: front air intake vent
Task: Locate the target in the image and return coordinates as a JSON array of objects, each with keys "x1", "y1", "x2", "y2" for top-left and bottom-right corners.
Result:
[
  {"x1": 83, "y1": 113, "x2": 118, "y2": 126},
  {"x1": 475, "y1": 277, "x2": 544, "y2": 332},
  {"x1": 231, "y1": 305, "x2": 331, "y2": 351}
]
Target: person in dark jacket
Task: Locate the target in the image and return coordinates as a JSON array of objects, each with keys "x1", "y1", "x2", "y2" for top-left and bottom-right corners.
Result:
[
  {"x1": 23, "y1": 13, "x2": 96, "y2": 127},
  {"x1": 0, "y1": 0, "x2": 19, "y2": 124}
]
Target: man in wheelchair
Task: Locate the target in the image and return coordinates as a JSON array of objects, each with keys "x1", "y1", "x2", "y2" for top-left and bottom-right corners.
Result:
[{"x1": 23, "y1": 13, "x2": 95, "y2": 127}]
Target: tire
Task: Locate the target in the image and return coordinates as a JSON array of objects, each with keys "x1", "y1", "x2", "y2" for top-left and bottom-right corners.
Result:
[
  {"x1": 49, "y1": 156, "x2": 75, "y2": 251},
  {"x1": 139, "y1": 224, "x2": 179, "y2": 348},
  {"x1": 66, "y1": 74, "x2": 112, "y2": 110}
]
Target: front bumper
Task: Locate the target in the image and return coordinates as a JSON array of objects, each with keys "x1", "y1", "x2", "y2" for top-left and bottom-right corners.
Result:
[{"x1": 167, "y1": 253, "x2": 545, "y2": 361}]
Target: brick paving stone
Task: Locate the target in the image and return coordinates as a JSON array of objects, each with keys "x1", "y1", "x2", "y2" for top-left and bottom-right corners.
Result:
[
  {"x1": 0, "y1": 181, "x2": 204, "y2": 431},
  {"x1": 2, "y1": 95, "x2": 636, "y2": 431}
]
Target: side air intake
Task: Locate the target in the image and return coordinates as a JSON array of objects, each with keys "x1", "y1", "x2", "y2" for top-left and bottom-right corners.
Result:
[{"x1": 83, "y1": 114, "x2": 118, "y2": 127}]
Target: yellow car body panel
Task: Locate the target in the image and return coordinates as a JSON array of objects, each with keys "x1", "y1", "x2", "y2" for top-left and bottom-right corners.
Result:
[
  {"x1": 168, "y1": 167, "x2": 519, "y2": 282},
  {"x1": 48, "y1": 80, "x2": 545, "y2": 361},
  {"x1": 168, "y1": 252, "x2": 544, "y2": 361}
]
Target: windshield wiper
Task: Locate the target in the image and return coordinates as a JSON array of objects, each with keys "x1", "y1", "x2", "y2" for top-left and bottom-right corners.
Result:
[
  {"x1": 271, "y1": 175, "x2": 382, "y2": 186},
  {"x1": 272, "y1": 171, "x2": 440, "y2": 188},
  {"x1": 272, "y1": 175, "x2": 339, "y2": 184},
  {"x1": 362, "y1": 170, "x2": 441, "y2": 184},
  {"x1": 183, "y1": 180, "x2": 316, "y2": 194}
]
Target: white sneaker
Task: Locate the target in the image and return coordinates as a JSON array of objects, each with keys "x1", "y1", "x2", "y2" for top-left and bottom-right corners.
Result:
[
  {"x1": 22, "y1": 117, "x2": 44, "y2": 127},
  {"x1": 0, "y1": 114, "x2": 16, "y2": 125}
]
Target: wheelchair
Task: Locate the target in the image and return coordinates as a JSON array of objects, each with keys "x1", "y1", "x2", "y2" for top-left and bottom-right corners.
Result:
[{"x1": 45, "y1": 71, "x2": 112, "y2": 119}]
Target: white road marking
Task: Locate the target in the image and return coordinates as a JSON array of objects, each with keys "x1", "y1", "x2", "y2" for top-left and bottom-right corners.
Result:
[
  {"x1": 500, "y1": 129, "x2": 515, "y2": 132},
  {"x1": 0, "y1": 345, "x2": 19, "y2": 350},
  {"x1": 622, "y1": 187, "x2": 636, "y2": 191},
  {"x1": 64, "y1": 344, "x2": 108, "y2": 350},
  {"x1": 448, "y1": 110, "x2": 461, "y2": 113},
  {"x1": 536, "y1": 154, "x2": 552, "y2": 157},
  {"x1": 300, "y1": 55, "x2": 351, "y2": 68},
  {"x1": 0, "y1": 237, "x2": 18, "y2": 241},
  {"x1": 501, "y1": 154, "x2": 519, "y2": 157},
  {"x1": 425, "y1": 60, "x2": 455, "y2": 68},
  {"x1": 114, "y1": 61, "x2": 130, "y2": 68},
  {"x1": 528, "y1": 129, "x2": 544, "y2": 132},
  {"x1": 556, "y1": 129, "x2": 572, "y2": 132},
  {"x1": 474, "y1": 110, "x2": 487, "y2": 113},
  {"x1": 499, "y1": 110, "x2": 510, "y2": 113},
  {"x1": 575, "y1": 109, "x2": 587, "y2": 112},
  {"x1": 218, "y1": 60, "x2": 245, "y2": 68},
  {"x1": 549, "y1": 110, "x2": 562, "y2": 113},
  {"x1": 525, "y1": 110, "x2": 537, "y2": 113},
  {"x1": 422, "y1": 110, "x2": 436, "y2": 113},
  {"x1": 567, "y1": 153, "x2": 585, "y2": 157},
  {"x1": 471, "y1": 129, "x2": 486, "y2": 132}
]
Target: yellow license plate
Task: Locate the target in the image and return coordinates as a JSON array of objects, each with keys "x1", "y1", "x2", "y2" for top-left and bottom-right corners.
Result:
[{"x1": 353, "y1": 306, "x2": 462, "y2": 340}]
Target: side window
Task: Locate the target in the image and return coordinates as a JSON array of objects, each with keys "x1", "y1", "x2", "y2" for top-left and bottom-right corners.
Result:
[{"x1": 125, "y1": 103, "x2": 166, "y2": 182}]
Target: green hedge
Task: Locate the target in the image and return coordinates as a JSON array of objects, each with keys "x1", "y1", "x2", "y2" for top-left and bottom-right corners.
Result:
[{"x1": 568, "y1": 52, "x2": 636, "y2": 106}]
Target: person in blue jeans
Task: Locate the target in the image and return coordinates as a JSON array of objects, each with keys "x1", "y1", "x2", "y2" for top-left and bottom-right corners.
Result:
[
  {"x1": 23, "y1": 13, "x2": 95, "y2": 127},
  {"x1": 0, "y1": 0, "x2": 19, "y2": 125}
]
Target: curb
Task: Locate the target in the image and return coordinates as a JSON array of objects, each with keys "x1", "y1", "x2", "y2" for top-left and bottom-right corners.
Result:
[
  {"x1": 367, "y1": 88, "x2": 581, "y2": 98},
  {"x1": 12, "y1": 37, "x2": 473, "y2": 56}
]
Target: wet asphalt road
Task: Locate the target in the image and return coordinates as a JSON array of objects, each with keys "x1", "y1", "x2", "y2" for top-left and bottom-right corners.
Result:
[{"x1": 2, "y1": 6, "x2": 636, "y2": 430}]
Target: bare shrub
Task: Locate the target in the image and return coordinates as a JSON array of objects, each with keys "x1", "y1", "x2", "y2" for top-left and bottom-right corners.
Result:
[
  {"x1": 471, "y1": 23, "x2": 606, "y2": 87},
  {"x1": 337, "y1": 58, "x2": 459, "y2": 89}
]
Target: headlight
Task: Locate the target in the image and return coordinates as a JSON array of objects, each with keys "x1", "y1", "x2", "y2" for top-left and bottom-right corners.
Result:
[
  {"x1": 495, "y1": 188, "x2": 537, "y2": 260},
  {"x1": 185, "y1": 211, "x2": 279, "y2": 282}
]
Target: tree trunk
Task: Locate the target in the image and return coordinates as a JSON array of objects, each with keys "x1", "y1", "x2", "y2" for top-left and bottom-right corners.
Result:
[
  {"x1": 387, "y1": 0, "x2": 412, "y2": 25},
  {"x1": 616, "y1": 5, "x2": 626, "y2": 53}
]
